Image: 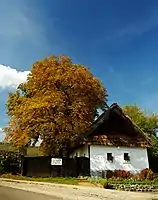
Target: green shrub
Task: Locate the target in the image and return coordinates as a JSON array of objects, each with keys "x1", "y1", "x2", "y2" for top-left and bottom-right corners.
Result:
[
  {"x1": 103, "y1": 180, "x2": 108, "y2": 188},
  {"x1": 0, "y1": 151, "x2": 20, "y2": 175},
  {"x1": 106, "y1": 170, "x2": 114, "y2": 179}
]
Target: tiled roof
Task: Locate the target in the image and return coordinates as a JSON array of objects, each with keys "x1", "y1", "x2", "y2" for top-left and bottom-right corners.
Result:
[
  {"x1": 69, "y1": 103, "x2": 153, "y2": 153},
  {"x1": 85, "y1": 134, "x2": 150, "y2": 148}
]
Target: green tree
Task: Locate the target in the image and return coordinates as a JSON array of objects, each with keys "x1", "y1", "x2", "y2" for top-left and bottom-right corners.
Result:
[
  {"x1": 123, "y1": 105, "x2": 158, "y2": 137},
  {"x1": 122, "y1": 104, "x2": 158, "y2": 157},
  {"x1": 4, "y1": 55, "x2": 107, "y2": 156}
]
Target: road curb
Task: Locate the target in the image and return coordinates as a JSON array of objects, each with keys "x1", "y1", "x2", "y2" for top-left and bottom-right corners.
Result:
[{"x1": 0, "y1": 178, "x2": 79, "y2": 188}]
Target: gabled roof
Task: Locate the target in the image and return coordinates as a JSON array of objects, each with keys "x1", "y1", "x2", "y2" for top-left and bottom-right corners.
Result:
[
  {"x1": 86, "y1": 103, "x2": 152, "y2": 145},
  {"x1": 71, "y1": 103, "x2": 152, "y2": 151}
]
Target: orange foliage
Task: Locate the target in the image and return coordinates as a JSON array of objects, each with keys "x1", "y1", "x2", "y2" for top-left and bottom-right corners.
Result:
[
  {"x1": 4, "y1": 55, "x2": 107, "y2": 156},
  {"x1": 113, "y1": 170, "x2": 131, "y2": 179}
]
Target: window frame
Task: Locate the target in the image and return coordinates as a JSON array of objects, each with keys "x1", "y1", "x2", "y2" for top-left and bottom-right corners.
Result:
[
  {"x1": 124, "y1": 152, "x2": 130, "y2": 162},
  {"x1": 107, "y1": 153, "x2": 113, "y2": 162}
]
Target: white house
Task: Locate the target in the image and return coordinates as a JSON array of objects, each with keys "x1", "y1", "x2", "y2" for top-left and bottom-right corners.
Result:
[{"x1": 69, "y1": 103, "x2": 152, "y2": 177}]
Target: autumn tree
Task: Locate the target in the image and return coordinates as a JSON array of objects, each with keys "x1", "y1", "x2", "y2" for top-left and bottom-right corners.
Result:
[{"x1": 4, "y1": 55, "x2": 107, "y2": 156}]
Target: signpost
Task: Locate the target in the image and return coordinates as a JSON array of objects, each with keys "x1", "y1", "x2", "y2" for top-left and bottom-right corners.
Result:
[{"x1": 51, "y1": 158, "x2": 62, "y2": 166}]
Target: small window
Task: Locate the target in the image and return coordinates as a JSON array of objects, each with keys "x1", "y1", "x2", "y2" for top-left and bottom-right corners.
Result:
[
  {"x1": 107, "y1": 153, "x2": 113, "y2": 161},
  {"x1": 124, "y1": 153, "x2": 130, "y2": 161}
]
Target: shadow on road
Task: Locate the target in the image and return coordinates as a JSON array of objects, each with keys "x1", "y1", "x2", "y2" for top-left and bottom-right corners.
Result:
[{"x1": 0, "y1": 186, "x2": 61, "y2": 200}]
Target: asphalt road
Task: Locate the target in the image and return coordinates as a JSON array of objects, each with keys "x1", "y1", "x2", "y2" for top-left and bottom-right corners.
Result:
[{"x1": 0, "y1": 186, "x2": 61, "y2": 200}]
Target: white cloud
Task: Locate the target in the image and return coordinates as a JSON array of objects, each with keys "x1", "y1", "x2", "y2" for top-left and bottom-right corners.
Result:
[{"x1": 0, "y1": 65, "x2": 29, "y2": 89}]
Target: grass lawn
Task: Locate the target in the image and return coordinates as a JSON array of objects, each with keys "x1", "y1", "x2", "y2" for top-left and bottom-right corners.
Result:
[
  {"x1": 0, "y1": 174, "x2": 79, "y2": 185},
  {"x1": 0, "y1": 174, "x2": 97, "y2": 187}
]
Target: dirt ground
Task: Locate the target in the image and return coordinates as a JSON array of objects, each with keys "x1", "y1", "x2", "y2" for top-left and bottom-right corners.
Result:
[{"x1": 0, "y1": 178, "x2": 157, "y2": 200}]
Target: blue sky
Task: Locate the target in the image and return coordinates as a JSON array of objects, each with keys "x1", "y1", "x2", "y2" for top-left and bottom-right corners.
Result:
[{"x1": 0, "y1": 0, "x2": 158, "y2": 139}]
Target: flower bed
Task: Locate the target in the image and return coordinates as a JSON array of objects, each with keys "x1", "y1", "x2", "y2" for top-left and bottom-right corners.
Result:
[
  {"x1": 91, "y1": 168, "x2": 158, "y2": 193},
  {"x1": 107, "y1": 182, "x2": 158, "y2": 192},
  {"x1": 105, "y1": 168, "x2": 155, "y2": 180}
]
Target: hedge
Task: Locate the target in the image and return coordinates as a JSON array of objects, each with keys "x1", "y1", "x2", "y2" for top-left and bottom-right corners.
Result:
[{"x1": 0, "y1": 150, "x2": 21, "y2": 175}]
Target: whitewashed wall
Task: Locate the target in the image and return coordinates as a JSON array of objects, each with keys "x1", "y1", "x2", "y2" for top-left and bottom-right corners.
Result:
[{"x1": 90, "y1": 145, "x2": 149, "y2": 177}]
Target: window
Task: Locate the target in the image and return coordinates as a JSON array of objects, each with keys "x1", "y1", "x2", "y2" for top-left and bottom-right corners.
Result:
[
  {"x1": 107, "y1": 153, "x2": 113, "y2": 162},
  {"x1": 124, "y1": 153, "x2": 130, "y2": 161}
]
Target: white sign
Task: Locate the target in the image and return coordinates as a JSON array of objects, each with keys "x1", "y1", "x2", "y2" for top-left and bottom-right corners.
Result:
[{"x1": 51, "y1": 158, "x2": 62, "y2": 166}]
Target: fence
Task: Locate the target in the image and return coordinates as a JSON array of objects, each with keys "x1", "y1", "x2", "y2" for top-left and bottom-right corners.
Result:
[{"x1": 22, "y1": 156, "x2": 90, "y2": 177}]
